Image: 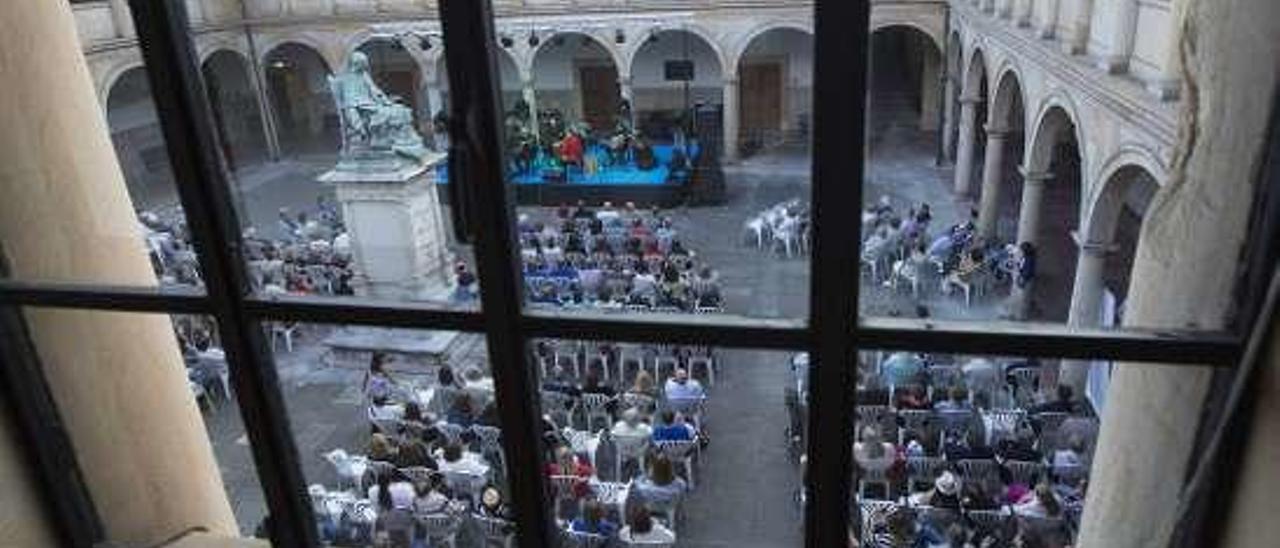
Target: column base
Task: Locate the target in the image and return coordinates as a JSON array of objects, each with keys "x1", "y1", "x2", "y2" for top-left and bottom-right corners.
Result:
[
  {"x1": 1145, "y1": 78, "x2": 1182, "y2": 101},
  {"x1": 1094, "y1": 54, "x2": 1130, "y2": 75}
]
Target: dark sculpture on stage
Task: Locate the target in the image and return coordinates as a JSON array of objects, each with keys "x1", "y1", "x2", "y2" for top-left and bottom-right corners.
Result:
[{"x1": 504, "y1": 99, "x2": 537, "y2": 174}]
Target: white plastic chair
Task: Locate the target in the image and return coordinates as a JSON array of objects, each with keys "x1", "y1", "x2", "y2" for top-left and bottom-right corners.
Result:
[
  {"x1": 611, "y1": 430, "x2": 651, "y2": 481},
  {"x1": 654, "y1": 439, "x2": 698, "y2": 489},
  {"x1": 471, "y1": 425, "x2": 505, "y2": 471},
  {"x1": 400, "y1": 466, "x2": 440, "y2": 486},
  {"x1": 541, "y1": 390, "x2": 579, "y2": 429},
  {"x1": 416, "y1": 513, "x2": 462, "y2": 548},
  {"x1": 581, "y1": 393, "x2": 615, "y2": 431},
  {"x1": 323, "y1": 449, "x2": 367, "y2": 490},
  {"x1": 688, "y1": 356, "x2": 715, "y2": 387},
  {"x1": 473, "y1": 513, "x2": 515, "y2": 547},
  {"x1": 270, "y1": 321, "x2": 299, "y2": 353}
]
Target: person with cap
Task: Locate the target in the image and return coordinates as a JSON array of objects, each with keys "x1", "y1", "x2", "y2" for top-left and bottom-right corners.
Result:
[{"x1": 910, "y1": 470, "x2": 963, "y2": 510}]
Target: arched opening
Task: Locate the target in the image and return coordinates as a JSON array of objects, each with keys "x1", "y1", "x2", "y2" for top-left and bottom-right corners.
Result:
[
  {"x1": 202, "y1": 50, "x2": 268, "y2": 172},
  {"x1": 1091, "y1": 165, "x2": 1159, "y2": 321},
  {"x1": 629, "y1": 29, "x2": 724, "y2": 140},
  {"x1": 1025, "y1": 106, "x2": 1083, "y2": 322},
  {"x1": 736, "y1": 27, "x2": 814, "y2": 156},
  {"x1": 530, "y1": 33, "x2": 620, "y2": 133},
  {"x1": 980, "y1": 70, "x2": 1026, "y2": 242},
  {"x1": 435, "y1": 47, "x2": 521, "y2": 119},
  {"x1": 106, "y1": 67, "x2": 176, "y2": 208},
  {"x1": 263, "y1": 43, "x2": 337, "y2": 157},
  {"x1": 355, "y1": 38, "x2": 425, "y2": 135},
  {"x1": 868, "y1": 25, "x2": 943, "y2": 141}
]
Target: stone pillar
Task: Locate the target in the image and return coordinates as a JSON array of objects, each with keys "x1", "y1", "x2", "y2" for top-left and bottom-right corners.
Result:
[
  {"x1": 1062, "y1": 0, "x2": 1094, "y2": 55},
  {"x1": 942, "y1": 75, "x2": 958, "y2": 162},
  {"x1": 980, "y1": 0, "x2": 997, "y2": 13},
  {"x1": 0, "y1": 1, "x2": 237, "y2": 542},
  {"x1": 1038, "y1": 0, "x2": 1061, "y2": 39},
  {"x1": 250, "y1": 65, "x2": 282, "y2": 161},
  {"x1": 1059, "y1": 237, "x2": 1112, "y2": 391},
  {"x1": 722, "y1": 76, "x2": 740, "y2": 163},
  {"x1": 920, "y1": 53, "x2": 942, "y2": 132},
  {"x1": 108, "y1": 0, "x2": 134, "y2": 38},
  {"x1": 522, "y1": 78, "x2": 540, "y2": 144},
  {"x1": 1014, "y1": 0, "x2": 1034, "y2": 26},
  {"x1": 1092, "y1": 0, "x2": 1139, "y2": 73},
  {"x1": 953, "y1": 95, "x2": 981, "y2": 196},
  {"x1": 1006, "y1": 168, "x2": 1051, "y2": 319},
  {"x1": 997, "y1": 0, "x2": 1015, "y2": 18},
  {"x1": 976, "y1": 125, "x2": 1010, "y2": 240}
]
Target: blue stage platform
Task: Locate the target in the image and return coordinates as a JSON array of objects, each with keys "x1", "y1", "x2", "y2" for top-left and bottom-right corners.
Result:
[{"x1": 435, "y1": 143, "x2": 698, "y2": 207}]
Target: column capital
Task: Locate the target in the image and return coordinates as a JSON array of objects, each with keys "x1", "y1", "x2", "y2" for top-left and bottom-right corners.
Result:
[
  {"x1": 723, "y1": 76, "x2": 740, "y2": 86},
  {"x1": 1071, "y1": 231, "x2": 1118, "y2": 255},
  {"x1": 1019, "y1": 166, "x2": 1053, "y2": 182},
  {"x1": 959, "y1": 94, "x2": 982, "y2": 105},
  {"x1": 984, "y1": 123, "x2": 1011, "y2": 138},
  {"x1": 617, "y1": 76, "x2": 633, "y2": 86}
]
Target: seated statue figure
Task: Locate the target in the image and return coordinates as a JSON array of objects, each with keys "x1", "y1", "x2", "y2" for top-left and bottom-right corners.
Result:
[{"x1": 330, "y1": 51, "x2": 425, "y2": 163}]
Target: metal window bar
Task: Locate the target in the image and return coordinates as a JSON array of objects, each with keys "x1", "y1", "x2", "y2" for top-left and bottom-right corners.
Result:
[
  {"x1": 806, "y1": 1, "x2": 870, "y2": 544},
  {"x1": 124, "y1": 1, "x2": 317, "y2": 545}
]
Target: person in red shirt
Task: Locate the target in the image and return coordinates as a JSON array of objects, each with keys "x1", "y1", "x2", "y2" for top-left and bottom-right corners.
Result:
[
  {"x1": 545, "y1": 444, "x2": 594, "y2": 498},
  {"x1": 555, "y1": 131, "x2": 584, "y2": 167}
]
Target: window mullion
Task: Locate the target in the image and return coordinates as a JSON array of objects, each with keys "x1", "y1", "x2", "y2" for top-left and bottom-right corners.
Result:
[
  {"x1": 436, "y1": 1, "x2": 555, "y2": 547},
  {"x1": 124, "y1": 2, "x2": 318, "y2": 546},
  {"x1": 805, "y1": 0, "x2": 871, "y2": 546}
]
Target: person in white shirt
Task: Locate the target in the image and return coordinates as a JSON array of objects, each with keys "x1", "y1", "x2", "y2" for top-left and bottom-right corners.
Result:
[
  {"x1": 435, "y1": 442, "x2": 490, "y2": 477},
  {"x1": 612, "y1": 408, "x2": 653, "y2": 438},
  {"x1": 619, "y1": 503, "x2": 676, "y2": 544},
  {"x1": 663, "y1": 368, "x2": 705, "y2": 401},
  {"x1": 367, "y1": 473, "x2": 415, "y2": 511},
  {"x1": 853, "y1": 425, "x2": 897, "y2": 474}
]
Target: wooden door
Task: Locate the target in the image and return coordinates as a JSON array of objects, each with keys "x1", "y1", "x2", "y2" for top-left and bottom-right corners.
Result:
[
  {"x1": 578, "y1": 65, "x2": 619, "y2": 131},
  {"x1": 740, "y1": 62, "x2": 783, "y2": 136}
]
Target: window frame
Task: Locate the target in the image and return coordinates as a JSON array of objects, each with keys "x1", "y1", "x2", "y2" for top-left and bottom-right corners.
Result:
[{"x1": 0, "y1": 1, "x2": 1258, "y2": 547}]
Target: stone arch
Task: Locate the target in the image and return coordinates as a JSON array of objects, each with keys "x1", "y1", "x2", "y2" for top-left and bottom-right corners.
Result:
[
  {"x1": 989, "y1": 62, "x2": 1027, "y2": 131},
  {"x1": 871, "y1": 20, "x2": 944, "y2": 55},
  {"x1": 623, "y1": 23, "x2": 727, "y2": 79},
  {"x1": 869, "y1": 24, "x2": 944, "y2": 132},
  {"x1": 106, "y1": 66, "x2": 176, "y2": 206},
  {"x1": 531, "y1": 31, "x2": 626, "y2": 82},
  {"x1": 98, "y1": 58, "x2": 146, "y2": 107},
  {"x1": 727, "y1": 21, "x2": 813, "y2": 76},
  {"x1": 734, "y1": 25, "x2": 815, "y2": 154},
  {"x1": 1021, "y1": 102, "x2": 1086, "y2": 321},
  {"x1": 258, "y1": 36, "x2": 335, "y2": 74},
  {"x1": 201, "y1": 50, "x2": 269, "y2": 170},
  {"x1": 352, "y1": 37, "x2": 425, "y2": 131},
  {"x1": 963, "y1": 46, "x2": 988, "y2": 99},
  {"x1": 261, "y1": 42, "x2": 338, "y2": 157},
  {"x1": 530, "y1": 31, "x2": 623, "y2": 131},
  {"x1": 627, "y1": 28, "x2": 726, "y2": 138},
  {"x1": 1025, "y1": 92, "x2": 1088, "y2": 176},
  {"x1": 1084, "y1": 147, "x2": 1167, "y2": 244}
]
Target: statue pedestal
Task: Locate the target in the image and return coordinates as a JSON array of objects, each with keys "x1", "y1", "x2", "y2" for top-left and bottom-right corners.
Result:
[{"x1": 319, "y1": 151, "x2": 451, "y2": 301}]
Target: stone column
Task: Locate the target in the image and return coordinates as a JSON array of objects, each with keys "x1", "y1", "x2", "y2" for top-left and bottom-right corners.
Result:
[
  {"x1": 976, "y1": 125, "x2": 1010, "y2": 240},
  {"x1": 1014, "y1": 0, "x2": 1034, "y2": 26},
  {"x1": 108, "y1": 0, "x2": 134, "y2": 38},
  {"x1": 1059, "y1": 237, "x2": 1112, "y2": 391},
  {"x1": 1038, "y1": 0, "x2": 1061, "y2": 39},
  {"x1": 0, "y1": 1, "x2": 237, "y2": 542},
  {"x1": 953, "y1": 95, "x2": 981, "y2": 196},
  {"x1": 1092, "y1": 0, "x2": 1139, "y2": 73},
  {"x1": 522, "y1": 77, "x2": 540, "y2": 144},
  {"x1": 980, "y1": 0, "x2": 997, "y2": 13},
  {"x1": 1062, "y1": 0, "x2": 1094, "y2": 55},
  {"x1": 942, "y1": 75, "x2": 958, "y2": 162},
  {"x1": 920, "y1": 53, "x2": 942, "y2": 132},
  {"x1": 1006, "y1": 168, "x2": 1051, "y2": 319},
  {"x1": 249, "y1": 64, "x2": 282, "y2": 161},
  {"x1": 617, "y1": 74, "x2": 635, "y2": 129},
  {"x1": 722, "y1": 76, "x2": 740, "y2": 163},
  {"x1": 997, "y1": 0, "x2": 1015, "y2": 18}
]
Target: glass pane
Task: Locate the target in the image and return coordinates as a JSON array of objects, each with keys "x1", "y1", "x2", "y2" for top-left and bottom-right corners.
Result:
[
  {"x1": 530, "y1": 338, "x2": 804, "y2": 546},
  {"x1": 274, "y1": 324, "x2": 517, "y2": 546},
  {"x1": 1, "y1": 29, "x2": 201, "y2": 289},
  {"x1": 849, "y1": 349, "x2": 1219, "y2": 548},
  {"x1": 481, "y1": 12, "x2": 814, "y2": 323},
  {"x1": 856, "y1": 5, "x2": 1256, "y2": 337},
  {"x1": 19, "y1": 309, "x2": 263, "y2": 538}
]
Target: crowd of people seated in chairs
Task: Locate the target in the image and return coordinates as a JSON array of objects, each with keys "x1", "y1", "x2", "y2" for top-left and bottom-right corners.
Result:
[
  {"x1": 742, "y1": 198, "x2": 811, "y2": 257},
  {"x1": 308, "y1": 340, "x2": 717, "y2": 547},
  {"x1": 834, "y1": 351, "x2": 1096, "y2": 548},
  {"x1": 861, "y1": 197, "x2": 1036, "y2": 308},
  {"x1": 518, "y1": 202, "x2": 724, "y2": 314},
  {"x1": 139, "y1": 197, "x2": 356, "y2": 297}
]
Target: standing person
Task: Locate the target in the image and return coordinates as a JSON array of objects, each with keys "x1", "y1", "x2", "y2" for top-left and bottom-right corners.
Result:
[
  {"x1": 363, "y1": 352, "x2": 396, "y2": 401},
  {"x1": 452, "y1": 262, "x2": 478, "y2": 302}
]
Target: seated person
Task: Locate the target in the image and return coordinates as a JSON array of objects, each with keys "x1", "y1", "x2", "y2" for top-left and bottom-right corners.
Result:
[
  {"x1": 934, "y1": 385, "x2": 972, "y2": 412},
  {"x1": 612, "y1": 407, "x2": 653, "y2": 440},
  {"x1": 853, "y1": 425, "x2": 898, "y2": 475},
  {"x1": 1030, "y1": 384, "x2": 1080, "y2": 415},
  {"x1": 663, "y1": 368, "x2": 706, "y2": 402},
  {"x1": 569, "y1": 500, "x2": 619, "y2": 538},
  {"x1": 545, "y1": 444, "x2": 594, "y2": 498},
  {"x1": 541, "y1": 365, "x2": 582, "y2": 398},
  {"x1": 619, "y1": 503, "x2": 676, "y2": 544},
  {"x1": 651, "y1": 410, "x2": 696, "y2": 442},
  {"x1": 368, "y1": 432, "x2": 399, "y2": 463},
  {"x1": 995, "y1": 423, "x2": 1043, "y2": 463},
  {"x1": 909, "y1": 470, "x2": 963, "y2": 510},
  {"x1": 476, "y1": 485, "x2": 515, "y2": 521},
  {"x1": 393, "y1": 439, "x2": 436, "y2": 469},
  {"x1": 882, "y1": 352, "x2": 926, "y2": 387},
  {"x1": 435, "y1": 442, "x2": 489, "y2": 477},
  {"x1": 634, "y1": 455, "x2": 687, "y2": 507},
  {"x1": 1013, "y1": 483, "x2": 1064, "y2": 519},
  {"x1": 893, "y1": 385, "x2": 931, "y2": 410},
  {"x1": 1052, "y1": 434, "x2": 1087, "y2": 469},
  {"x1": 412, "y1": 474, "x2": 461, "y2": 515},
  {"x1": 445, "y1": 394, "x2": 476, "y2": 428},
  {"x1": 367, "y1": 471, "x2": 415, "y2": 511}
]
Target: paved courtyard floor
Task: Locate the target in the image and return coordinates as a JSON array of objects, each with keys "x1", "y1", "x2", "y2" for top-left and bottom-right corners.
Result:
[{"x1": 192, "y1": 124, "x2": 1015, "y2": 544}]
